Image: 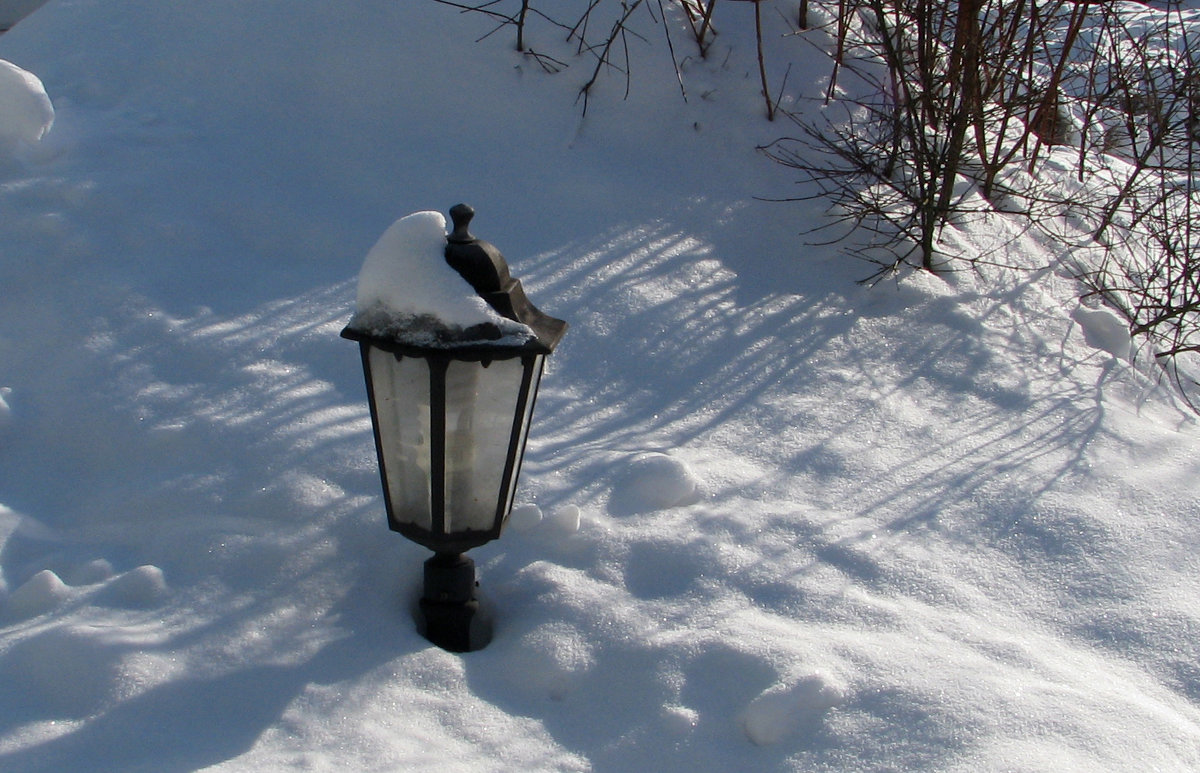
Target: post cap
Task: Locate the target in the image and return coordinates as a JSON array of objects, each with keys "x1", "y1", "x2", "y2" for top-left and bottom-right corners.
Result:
[{"x1": 442, "y1": 204, "x2": 567, "y2": 353}]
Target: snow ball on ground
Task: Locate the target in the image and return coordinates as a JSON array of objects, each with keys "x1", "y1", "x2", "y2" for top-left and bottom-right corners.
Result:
[
  {"x1": 739, "y1": 675, "x2": 847, "y2": 746},
  {"x1": 1072, "y1": 305, "x2": 1132, "y2": 361},
  {"x1": 546, "y1": 504, "x2": 582, "y2": 535},
  {"x1": 609, "y1": 452, "x2": 702, "y2": 515},
  {"x1": 99, "y1": 565, "x2": 168, "y2": 607},
  {"x1": 0, "y1": 59, "x2": 54, "y2": 153},
  {"x1": 351, "y1": 210, "x2": 528, "y2": 342},
  {"x1": 507, "y1": 503, "x2": 543, "y2": 532},
  {"x1": 4, "y1": 568, "x2": 70, "y2": 620}
]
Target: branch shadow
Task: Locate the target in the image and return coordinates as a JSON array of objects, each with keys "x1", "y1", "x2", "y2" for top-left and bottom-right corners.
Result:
[
  {"x1": 0, "y1": 281, "x2": 420, "y2": 770},
  {"x1": 0, "y1": 572, "x2": 416, "y2": 773}
]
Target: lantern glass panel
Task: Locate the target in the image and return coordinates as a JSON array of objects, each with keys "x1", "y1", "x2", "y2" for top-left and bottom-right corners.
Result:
[
  {"x1": 502, "y1": 355, "x2": 544, "y2": 519},
  {"x1": 443, "y1": 357, "x2": 527, "y2": 532},
  {"x1": 368, "y1": 346, "x2": 433, "y2": 530}
]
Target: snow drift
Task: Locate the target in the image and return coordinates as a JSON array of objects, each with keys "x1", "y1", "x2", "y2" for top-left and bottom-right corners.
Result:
[{"x1": 0, "y1": 1, "x2": 1198, "y2": 770}]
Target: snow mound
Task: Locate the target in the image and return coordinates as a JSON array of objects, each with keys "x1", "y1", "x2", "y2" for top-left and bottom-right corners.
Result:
[
  {"x1": 66, "y1": 558, "x2": 116, "y2": 586},
  {"x1": 1072, "y1": 305, "x2": 1133, "y2": 360},
  {"x1": 4, "y1": 568, "x2": 69, "y2": 620},
  {"x1": 99, "y1": 564, "x2": 168, "y2": 607},
  {"x1": 739, "y1": 675, "x2": 846, "y2": 746},
  {"x1": 546, "y1": 504, "x2": 582, "y2": 535},
  {"x1": 609, "y1": 452, "x2": 702, "y2": 515},
  {"x1": 0, "y1": 59, "x2": 53, "y2": 153}
]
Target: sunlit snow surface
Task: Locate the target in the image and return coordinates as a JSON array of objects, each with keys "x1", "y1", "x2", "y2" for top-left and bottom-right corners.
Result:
[{"x1": 1, "y1": 1, "x2": 1199, "y2": 771}]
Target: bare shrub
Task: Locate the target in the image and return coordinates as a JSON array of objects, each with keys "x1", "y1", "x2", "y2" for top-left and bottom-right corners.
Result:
[
  {"x1": 1068, "y1": 1, "x2": 1200, "y2": 406},
  {"x1": 435, "y1": 0, "x2": 1200, "y2": 407}
]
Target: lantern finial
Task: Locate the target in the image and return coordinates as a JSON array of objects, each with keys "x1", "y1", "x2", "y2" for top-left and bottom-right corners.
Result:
[
  {"x1": 448, "y1": 203, "x2": 476, "y2": 244},
  {"x1": 443, "y1": 204, "x2": 568, "y2": 353}
]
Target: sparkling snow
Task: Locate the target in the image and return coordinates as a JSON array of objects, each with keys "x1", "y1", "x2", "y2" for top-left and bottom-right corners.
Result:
[{"x1": 1, "y1": 1, "x2": 1199, "y2": 770}]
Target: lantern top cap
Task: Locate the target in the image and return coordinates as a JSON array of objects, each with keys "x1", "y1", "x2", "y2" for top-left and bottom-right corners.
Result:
[
  {"x1": 440, "y1": 203, "x2": 566, "y2": 353},
  {"x1": 343, "y1": 204, "x2": 567, "y2": 356},
  {"x1": 448, "y1": 203, "x2": 477, "y2": 243},
  {"x1": 444, "y1": 203, "x2": 513, "y2": 298}
]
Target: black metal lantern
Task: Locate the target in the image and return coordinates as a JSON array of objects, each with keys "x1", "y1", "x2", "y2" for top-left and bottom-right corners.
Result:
[{"x1": 342, "y1": 204, "x2": 566, "y2": 652}]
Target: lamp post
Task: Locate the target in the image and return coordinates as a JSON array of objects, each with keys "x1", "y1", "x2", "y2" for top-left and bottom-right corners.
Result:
[{"x1": 343, "y1": 204, "x2": 566, "y2": 652}]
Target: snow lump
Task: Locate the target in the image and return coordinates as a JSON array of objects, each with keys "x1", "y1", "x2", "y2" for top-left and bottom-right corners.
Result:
[{"x1": 0, "y1": 59, "x2": 53, "y2": 154}]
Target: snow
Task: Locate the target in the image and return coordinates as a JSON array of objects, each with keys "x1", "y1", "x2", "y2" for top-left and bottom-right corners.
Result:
[
  {"x1": 740, "y1": 675, "x2": 847, "y2": 747},
  {"x1": 350, "y1": 209, "x2": 532, "y2": 345},
  {"x1": 507, "y1": 503, "x2": 544, "y2": 533},
  {"x1": 1072, "y1": 305, "x2": 1134, "y2": 362},
  {"x1": 0, "y1": 1, "x2": 1199, "y2": 770},
  {"x1": 0, "y1": 58, "x2": 51, "y2": 151},
  {"x1": 0, "y1": 387, "x2": 12, "y2": 425},
  {"x1": 609, "y1": 452, "x2": 702, "y2": 515}
]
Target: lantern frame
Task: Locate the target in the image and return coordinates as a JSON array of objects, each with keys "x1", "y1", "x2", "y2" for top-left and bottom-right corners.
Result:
[
  {"x1": 342, "y1": 203, "x2": 566, "y2": 557},
  {"x1": 341, "y1": 329, "x2": 551, "y2": 555}
]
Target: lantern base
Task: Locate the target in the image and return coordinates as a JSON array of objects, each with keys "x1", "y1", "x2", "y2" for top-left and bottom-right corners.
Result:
[{"x1": 419, "y1": 552, "x2": 491, "y2": 652}]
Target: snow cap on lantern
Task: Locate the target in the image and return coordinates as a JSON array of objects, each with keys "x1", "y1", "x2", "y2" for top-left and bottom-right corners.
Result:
[{"x1": 345, "y1": 204, "x2": 566, "y2": 355}]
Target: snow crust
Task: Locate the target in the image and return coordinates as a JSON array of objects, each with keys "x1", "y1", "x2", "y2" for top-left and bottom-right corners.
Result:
[{"x1": 1, "y1": 1, "x2": 1199, "y2": 771}]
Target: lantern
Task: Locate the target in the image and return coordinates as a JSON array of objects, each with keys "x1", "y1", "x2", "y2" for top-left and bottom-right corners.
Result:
[{"x1": 342, "y1": 204, "x2": 566, "y2": 651}]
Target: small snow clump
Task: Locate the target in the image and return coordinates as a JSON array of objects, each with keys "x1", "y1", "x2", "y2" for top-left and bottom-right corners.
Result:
[
  {"x1": 507, "y1": 503, "x2": 543, "y2": 532},
  {"x1": 1072, "y1": 305, "x2": 1133, "y2": 361},
  {"x1": 610, "y1": 452, "x2": 702, "y2": 514},
  {"x1": 547, "y1": 504, "x2": 582, "y2": 535},
  {"x1": 0, "y1": 59, "x2": 54, "y2": 153},
  {"x1": 740, "y1": 675, "x2": 846, "y2": 746}
]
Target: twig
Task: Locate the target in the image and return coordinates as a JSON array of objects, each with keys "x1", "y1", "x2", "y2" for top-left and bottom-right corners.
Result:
[
  {"x1": 578, "y1": 0, "x2": 646, "y2": 116},
  {"x1": 525, "y1": 48, "x2": 569, "y2": 73},
  {"x1": 658, "y1": 0, "x2": 689, "y2": 102}
]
